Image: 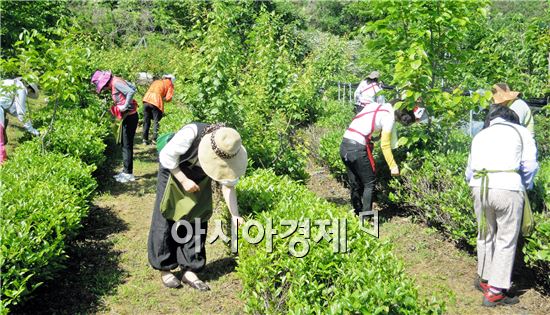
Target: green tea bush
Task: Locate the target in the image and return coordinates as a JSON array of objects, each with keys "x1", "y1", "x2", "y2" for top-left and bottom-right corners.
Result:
[
  {"x1": 236, "y1": 169, "x2": 443, "y2": 314},
  {"x1": 534, "y1": 111, "x2": 549, "y2": 160},
  {"x1": 157, "y1": 103, "x2": 194, "y2": 136},
  {"x1": 389, "y1": 151, "x2": 476, "y2": 247},
  {"x1": 44, "y1": 113, "x2": 109, "y2": 167},
  {"x1": 524, "y1": 159, "x2": 550, "y2": 291},
  {"x1": 0, "y1": 141, "x2": 97, "y2": 313},
  {"x1": 318, "y1": 129, "x2": 346, "y2": 181}
]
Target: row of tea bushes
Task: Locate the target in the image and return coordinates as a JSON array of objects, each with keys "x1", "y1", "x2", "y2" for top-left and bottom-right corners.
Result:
[
  {"x1": 316, "y1": 104, "x2": 550, "y2": 292},
  {"x1": 235, "y1": 169, "x2": 443, "y2": 314},
  {"x1": 0, "y1": 102, "x2": 111, "y2": 313}
]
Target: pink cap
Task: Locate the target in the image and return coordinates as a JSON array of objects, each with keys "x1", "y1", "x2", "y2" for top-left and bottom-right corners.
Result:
[{"x1": 91, "y1": 70, "x2": 112, "y2": 93}]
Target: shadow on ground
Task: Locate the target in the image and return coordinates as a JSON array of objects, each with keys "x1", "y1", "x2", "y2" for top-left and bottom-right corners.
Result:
[{"x1": 12, "y1": 205, "x2": 129, "y2": 315}]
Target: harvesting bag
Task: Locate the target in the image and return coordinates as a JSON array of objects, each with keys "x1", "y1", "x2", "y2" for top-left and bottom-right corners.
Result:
[
  {"x1": 160, "y1": 175, "x2": 213, "y2": 221},
  {"x1": 156, "y1": 132, "x2": 175, "y2": 153},
  {"x1": 522, "y1": 191, "x2": 534, "y2": 236}
]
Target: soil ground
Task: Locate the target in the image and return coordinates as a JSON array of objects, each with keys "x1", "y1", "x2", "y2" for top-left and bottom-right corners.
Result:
[
  {"x1": 10, "y1": 123, "x2": 550, "y2": 314},
  {"x1": 304, "y1": 128, "x2": 550, "y2": 315}
]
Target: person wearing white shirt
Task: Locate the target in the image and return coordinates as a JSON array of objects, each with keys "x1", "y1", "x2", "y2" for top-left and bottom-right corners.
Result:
[
  {"x1": 465, "y1": 105, "x2": 538, "y2": 307},
  {"x1": 0, "y1": 78, "x2": 40, "y2": 163},
  {"x1": 148, "y1": 123, "x2": 247, "y2": 291},
  {"x1": 491, "y1": 83, "x2": 534, "y2": 135},
  {"x1": 354, "y1": 71, "x2": 385, "y2": 113},
  {"x1": 340, "y1": 101, "x2": 405, "y2": 218}
]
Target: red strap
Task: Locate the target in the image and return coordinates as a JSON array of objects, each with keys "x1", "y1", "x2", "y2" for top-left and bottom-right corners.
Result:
[
  {"x1": 346, "y1": 104, "x2": 386, "y2": 172},
  {"x1": 352, "y1": 107, "x2": 389, "y2": 121},
  {"x1": 360, "y1": 83, "x2": 377, "y2": 94}
]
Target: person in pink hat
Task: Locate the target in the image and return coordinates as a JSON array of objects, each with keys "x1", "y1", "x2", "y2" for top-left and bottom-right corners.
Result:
[{"x1": 91, "y1": 70, "x2": 139, "y2": 183}]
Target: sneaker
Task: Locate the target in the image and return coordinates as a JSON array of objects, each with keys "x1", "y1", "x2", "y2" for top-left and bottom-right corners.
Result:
[
  {"x1": 474, "y1": 277, "x2": 489, "y2": 293},
  {"x1": 482, "y1": 289, "x2": 519, "y2": 307},
  {"x1": 113, "y1": 172, "x2": 125, "y2": 180},
  {"x1": 115, "y1": 173, "x2": 135, "y2": 183},
  {"x1": 143, "y1": 140, "x2": 150, "y2": 145}
]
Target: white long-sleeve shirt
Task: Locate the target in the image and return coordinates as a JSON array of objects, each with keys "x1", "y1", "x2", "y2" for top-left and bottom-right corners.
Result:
[
  {"x1": 159, "y1": 124, "x2": 199, "y2": 170},
  {"x1": 354, "y1": 80, "x2": 384, "y2": 105},
  {"x1": 465, "y1": 118, "x2": 538, "y2": 191},
  {"x1": 0, "y1": 79, "x2": 33, "y2": 130}
]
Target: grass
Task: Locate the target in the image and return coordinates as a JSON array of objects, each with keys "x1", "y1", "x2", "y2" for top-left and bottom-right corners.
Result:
[{"x1": 12, "y1": 126, "x2": 243, "y2": 314}]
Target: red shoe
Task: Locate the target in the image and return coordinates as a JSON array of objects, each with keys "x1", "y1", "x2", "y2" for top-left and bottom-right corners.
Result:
[
  {"x1": 474, "y1": 277, "x2": 489, "y2": 293},
  {"x1": 482, "y1": 289, "x2": 519, "y2": 307}
]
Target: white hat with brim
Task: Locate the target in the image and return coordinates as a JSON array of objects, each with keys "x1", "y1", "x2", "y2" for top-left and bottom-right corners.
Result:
[
  {"x1": 367, "y1": 71, "x2": 380, "y2": 79},
  {"x1": 26, "y1": 83, "x2": 39, "y2": 99},
  {"x1": 162, "y1": 74, "x2": 176, "y2": 83},
  {"x1": 492, "y1": 83, "x2": 519, "y2": 105},
  {"x1": 15, "y1": 78, "x2": 39, "y2": 99},
  {"x1": 198, "y1": 127, "x2": 248, "y2": 182}
]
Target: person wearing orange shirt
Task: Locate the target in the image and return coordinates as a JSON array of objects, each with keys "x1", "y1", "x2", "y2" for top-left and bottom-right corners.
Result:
[{"x1": 142, "y1": 74, "x2": 175, "y2": 145}]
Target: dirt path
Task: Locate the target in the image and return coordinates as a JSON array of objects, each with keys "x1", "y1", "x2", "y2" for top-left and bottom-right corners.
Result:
[
  {"x1": 13, "y1": 124, "x2": 549, "y2": 314},
  {"x1": 15, "y1": 130, "x2": 243, "y2": 315},
  {"x1": 305, "y1": 131, "x2": 550, "y2": 315}
]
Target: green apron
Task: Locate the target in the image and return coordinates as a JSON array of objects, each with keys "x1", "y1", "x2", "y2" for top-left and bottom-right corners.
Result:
[
  {"x1": 474, "y1": 168, "x2": 534, "y2": 237},
  {"x1": 160, "y1": 175, "x2": 213, "y2": 222}
]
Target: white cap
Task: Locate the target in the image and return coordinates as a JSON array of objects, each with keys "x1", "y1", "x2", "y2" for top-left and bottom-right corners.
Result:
[{"x1": 162, "y1": 74, "x2": 176, "y2": 83}]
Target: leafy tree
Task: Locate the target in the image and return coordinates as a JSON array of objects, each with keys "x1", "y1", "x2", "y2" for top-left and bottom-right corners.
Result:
[{"x1": 0, "y1": 0, "x2": 68, "y2": 54}]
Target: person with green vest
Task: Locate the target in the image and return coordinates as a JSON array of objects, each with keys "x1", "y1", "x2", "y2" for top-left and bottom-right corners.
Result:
[
  {"x1": 465, "y1": 105, "x2": 538, "y2": 307},
  {"x1": 147, "y1": 123, "x2": 247, "y2": 290},
  {"x1": 491, "y1": 83, "x2": 534, "y2": 136}
]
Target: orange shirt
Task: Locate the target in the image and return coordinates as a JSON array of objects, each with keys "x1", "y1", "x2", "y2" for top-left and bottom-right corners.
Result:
[{"x1": 142, "y1": 79, "x2": 174, "y2": 112}]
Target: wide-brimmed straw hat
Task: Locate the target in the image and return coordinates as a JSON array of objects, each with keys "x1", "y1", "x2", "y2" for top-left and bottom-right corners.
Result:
[
  {"x1": 198, "y1": 127, "x2": 247, "y2": 182},
  {"x1": 367, "y1": 71, "x2": 380, "y2": 80},
  {"x1": 492, "y1": 83, "x2": 519, "y2": 105},
  {"x1": 90, "y1": 70, "x2": 112, "y2": 93}
]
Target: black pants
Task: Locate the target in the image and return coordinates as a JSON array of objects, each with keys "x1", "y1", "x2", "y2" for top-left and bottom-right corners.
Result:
[
  {"x1": 142, "y1": 103, "x2": 163, "y2": 143},
  {"x1": 148, "y1": 165, "x2": 209, "y2": 272},
  {"x1": 122, "y1": 112, "x2": 138, "y2": 174},
  {"x1": 340, "y1": 139, "x2": 376, "y2": 215}
]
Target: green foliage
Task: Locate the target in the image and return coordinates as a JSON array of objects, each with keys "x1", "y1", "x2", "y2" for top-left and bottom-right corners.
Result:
[
  {"x1": 2, "y1": 26, "x2": 93, "y2": 107},
  {"x1": 0, "y1": 141, "x2": 97, "y2": 313},
  {"x1": 534, "y1": 111, "x2": 550, "y2": 159},
  {"x1": 43, "y1": 110, "x2": 109, "y2": 167},
  {"x1": 0, "y1": 0, "x2": 67, "y2": 53},
  {"x1": 236, "y1": 169, "x2": 443, "y2": 314},
  {"x1": 466, "y1": 5, "x2": 550, "y2": 98},
  {"x1": 158, "y1": 104, "x2": 195, "y2": 136},
  {"x1": 92, "y1": 35, "x2": 192, "y2": 85},
  {"x1": 523, "y1": 211, "x2": 550, "y2": 293},
  {"x1": 357, "y1": 0, "x2": 493, "y2": 148}
]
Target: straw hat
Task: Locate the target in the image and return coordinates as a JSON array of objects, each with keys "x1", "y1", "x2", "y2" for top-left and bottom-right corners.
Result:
[
  {"x1": 367, "y1": 71, "x2": 380, "y2": 80},
  {"x1": 90, "y1": 70, "x2": 112, "y2": 93},
  {"x1": 492, "y1": 83, "x2": 519, "y2": 105},
  {"x1": 198, "y1": 127, "x2": 247, "y2": 182}
]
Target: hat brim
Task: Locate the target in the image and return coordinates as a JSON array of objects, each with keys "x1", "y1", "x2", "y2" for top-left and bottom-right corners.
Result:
[
  {"x1": 367, "y1": 71, "x2": 380, "y2": 79},
  {"x1": 26, "y1": 83, "x2": 39, "y2": 99},
  {"x1": 198, "y1": 137, "x2": 248, "y2": 182},
  {"x1": 493, "y1": 91, "x2": 519, "y2": 105}
]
